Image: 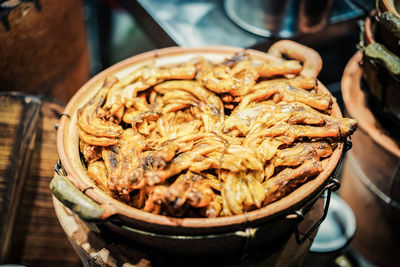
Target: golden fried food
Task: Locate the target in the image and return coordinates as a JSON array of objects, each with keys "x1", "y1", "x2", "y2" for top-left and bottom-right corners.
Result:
[{"x1": 77, "y1": 52, "x2": 357, "y2": 218}]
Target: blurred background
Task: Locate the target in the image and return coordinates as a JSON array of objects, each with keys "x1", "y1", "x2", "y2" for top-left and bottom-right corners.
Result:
[{"x1": 3, "y1": 1, "x2": 400, "y2": 267}]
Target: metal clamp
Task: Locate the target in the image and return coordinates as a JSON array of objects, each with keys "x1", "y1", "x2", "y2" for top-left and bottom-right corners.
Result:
[{"x1": 60, "y1": 112, "x2": 71, "y2": 119}]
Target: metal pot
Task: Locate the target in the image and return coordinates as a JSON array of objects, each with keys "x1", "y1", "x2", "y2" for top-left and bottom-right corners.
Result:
[
  {"x1": 50, "y1": 41, "x2": 345, "y2": 259},
  {"x1": 224, "y1": 0, "x2": 334, "y2": 38}
]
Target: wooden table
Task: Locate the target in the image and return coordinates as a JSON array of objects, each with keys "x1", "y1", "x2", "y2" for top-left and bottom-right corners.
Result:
[{"x1": 0, "y1": 93, "x2": 81, "y2": 266}]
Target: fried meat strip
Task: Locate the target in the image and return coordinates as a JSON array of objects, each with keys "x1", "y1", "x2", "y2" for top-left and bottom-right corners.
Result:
[
  {"x1": 263, "y1": 141, "x2": 333, "y2": 179},
  {"x1": 87, "y1": 161, "x2": 110, "y2": 193},
  {"x1": 253, "y1": 76, "x2": 317, "y2": 91},
  {"x1": 123, "y1": 109, "x2": 162, "y2": 126},
  {"x1": 249, "y1": 123, "x2": 340, "y2": 141},
  {"x1": 272, "y1": 142, "x2": 332, "y2": 167},
  {"x1": 77, "y1": 77, "x2": 123, "y2": 145},
  {"x1": 237, "y1": 102, "x2": 357, "y2": 142},
  {"x1": 103, "y1": 129, "x2": 146, "y2": 195},
  {"x1": 144, "y1": 172, "x2": 219, "y2": 217},
  {"x1": 263, "y1": 159, "x2": 322, "y2": 205},
  {"x1": 161, "y1": 89, "x2": 199, "y2": 113},
  {"x1": 197, "y1": 60, "x2": 259, "y2": 96},
  {"x1": 104, "y1": 63, "x2": 196, "y2": 119},
  {"x1": 78, "y1": 128, "x2": 119, "y2": 146},
  {"x1": 188, "y1": 144, "x2": 264, "y2": 173},
  {"x1": 154, "y1": 81, "x2": 224, "y2": 131},
  {"x1": 225, "y1": 101, "x2": 335, "y2": 138},
  {"x1": 154, "y1": 111, "x2": 204, "y2": 142},
  {"x1": 80, "y1": 141, "x2": 102, "y2": 163},
  {"x1": 145, "y1": 136, "x2": 261, "y2": 186},
  {"x1": 221, "y1": 171, "x2": 265, "y2": 215},
  {"x1": 238, "y1": 84, "x2": 331, "y2": 111}
]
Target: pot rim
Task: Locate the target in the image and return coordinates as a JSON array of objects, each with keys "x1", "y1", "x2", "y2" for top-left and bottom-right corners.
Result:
[
  {"x1": 57, "y1": 45, "x2": 344, "y2": 229},
  {"x1": 379, "y1": 0, "x2": 400, "y2": 17},
  {"x1": 342, "y1": 51, "x2": 400, "y2": 157}
]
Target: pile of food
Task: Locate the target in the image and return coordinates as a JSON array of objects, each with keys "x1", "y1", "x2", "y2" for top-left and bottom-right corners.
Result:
[{"x1": 77, "y1": 52, "x2": 357, "y2": 218}]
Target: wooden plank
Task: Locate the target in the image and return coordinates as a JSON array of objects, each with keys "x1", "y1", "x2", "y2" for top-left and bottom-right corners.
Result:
[
  {"x1": 5, "y1": 98, "x2": 81, "y2": 266},
  {"x1": 0, "y1": 93, "x2": 41, "y2": 262}
]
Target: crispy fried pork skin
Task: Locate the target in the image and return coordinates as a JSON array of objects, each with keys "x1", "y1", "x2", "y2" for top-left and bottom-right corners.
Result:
[{"x1": 78, "y1": 52, "x2": 357, "y2": 218}]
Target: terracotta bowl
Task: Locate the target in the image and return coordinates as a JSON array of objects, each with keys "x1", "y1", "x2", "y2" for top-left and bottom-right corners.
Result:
[{"x1": 51, "y1": 41, "x2": 344, "y2": 256}]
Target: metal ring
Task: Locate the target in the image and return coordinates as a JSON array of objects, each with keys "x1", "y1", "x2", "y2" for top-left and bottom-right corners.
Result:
[
  {"x1": 326, "y1": 178, "x2": 340, "y2": 192},
  {"x1": 60, "y1": 112, "x2": 70, "y2": 119},
  {"x1": 54, "y1": 159, "x2": 66, "y2": 176},
  {"x1": 82, "y1": 186, "x2": 94, "y2": 194},
  {"x1": 294, "y1": 210, "x2": 304, "y2": 221}
]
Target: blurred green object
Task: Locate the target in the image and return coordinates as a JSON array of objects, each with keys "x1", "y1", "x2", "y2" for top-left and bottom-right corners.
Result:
[
  {"x1": 365, "y1": 42, "x2": 400, "y2": 76},
  {"x1": 335, "y1": 255, "x2": 352, "y2": 267}
]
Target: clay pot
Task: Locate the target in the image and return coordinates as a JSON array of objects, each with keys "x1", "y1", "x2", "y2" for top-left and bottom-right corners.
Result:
[
  {"x1": 361, "y1": 14, "x2": 400, "y2": 137},
  {"x1": 51, "y1": 42, "x2": 344, "y2": 259},
  {"x1": 341, "y1": 52, "x2": 400, "y2": 267}
]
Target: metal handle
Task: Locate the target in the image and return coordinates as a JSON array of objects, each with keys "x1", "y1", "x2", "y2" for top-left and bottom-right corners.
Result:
[
  {"x1": 50, "y1": 174, "x2": 105, "y2": 222},
  {"x1": 268, "y1": 40, "x2": 323, "y2": 78},
  {"x1": 288, "y1": 140, "x2": 352, "y2": 245},
  {"x1": 293, "y1": 178, "x2": 340, "y2": 245}
]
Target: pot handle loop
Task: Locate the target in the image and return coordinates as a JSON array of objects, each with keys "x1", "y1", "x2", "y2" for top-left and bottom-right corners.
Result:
[
  {"x1": 293, "y1": 178, "x2": 340, "y2": 245},
  {"x1": 50, "y1": 174, "x2": 105, "y2": 222},
  {"x1": 268, "y1": 40, "x2": 323, "y2": 78}
]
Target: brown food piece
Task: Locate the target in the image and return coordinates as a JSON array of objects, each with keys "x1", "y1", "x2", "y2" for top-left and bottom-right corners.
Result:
[
  {"x1": 80, "y1": 141, "x2": 102, "y2": 163},
  {"x1": 263, "y1": 159, "x2": 322, "y2": 204},
  {"x1": 253, "y1": 76, "x2": 317, "y2": 91},
  {"x1": 77, "y1": 77, "x2": 123, "y2": 144},
  {"x1": 238, "y1": 84, "x2": 332, "y2": 111},
  {"x1": 221, "y1": 171, "x2": 265, "y2": 215},
  {"x1": 256, "y1": 60, "x2": 303, "y2": 77},
  {"x1": 87, "y1": 161, "x2": 110, "y2": 193},
  {"x1": 144, "y1": 172, "x2": 218, "y2": 217}
]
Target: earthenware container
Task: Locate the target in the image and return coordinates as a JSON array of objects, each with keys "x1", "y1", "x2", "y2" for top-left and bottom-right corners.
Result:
[{"x1": 51, "y1": 41, "x2": 345, "y2": 259}]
